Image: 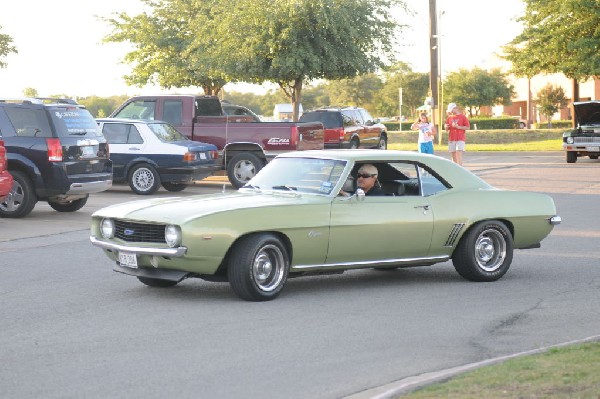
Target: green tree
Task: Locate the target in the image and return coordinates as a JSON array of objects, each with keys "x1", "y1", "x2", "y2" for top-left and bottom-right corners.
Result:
[
  {"x1": 325, "y1": 73, "x2": 383, "y2": 113},
  {"x1": 502, "y1": 0, "x2": 600, "y2": 82},
  {"x1": 535, "y1": 84, "x2": 568, "y2": 128},
  {"x1": 443, "y1": 68, "x2": 515, "y2": 117},
  {"x1": 22, "y1": 88, "x2": 38, "y2": 97},
  {"x1": 78, "y1": 95, "x2": 130, "y2": 118},
  {"x1": 103, "y1": 0, "x2": 227, "y2": 95},
  {"x1": 204, "y1": 0, "x2": 407, "y2": 120},
  {"x1": 376, "y1": 62, "x2": 429, "y2": 118},
  {"x1": 0, "y1": 25, "x2": 17, "y2": 68}
]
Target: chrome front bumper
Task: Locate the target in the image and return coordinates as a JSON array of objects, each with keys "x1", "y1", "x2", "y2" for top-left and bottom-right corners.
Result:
[{"x1": 90, "y1": 236, "x2": 187, "y2": 257}]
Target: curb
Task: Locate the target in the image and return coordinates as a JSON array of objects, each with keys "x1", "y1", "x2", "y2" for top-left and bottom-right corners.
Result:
[{"x1": 345, "y1": 335, "x2": 600, "y2": 399}]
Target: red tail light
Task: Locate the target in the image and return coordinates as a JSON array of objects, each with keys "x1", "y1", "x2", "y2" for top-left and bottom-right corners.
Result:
[
  {"x1": 337, "y1": 127, "x2": 345, "y2": 141},
  {"x1": 291, "y1": 125, "x2": 299, "y2": 146},
  {"x1": 0, "y1": 140, "x2": 6, "y2": 171},
  {"x1": 210, "y1": 150, "x2": 219, "y2": 160},
  {"x1": 46, "y1": 138, "x2": 63, "y2": 162}
]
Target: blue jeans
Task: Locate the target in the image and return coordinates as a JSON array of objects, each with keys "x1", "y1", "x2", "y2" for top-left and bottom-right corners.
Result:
[{"x1": 419, "y1": 142, "x2": 434, "y2": 154}]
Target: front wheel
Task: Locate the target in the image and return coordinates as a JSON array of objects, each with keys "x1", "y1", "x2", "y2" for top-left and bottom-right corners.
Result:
[
  {"x1": 48, "y1": 195, "x2": 88, "y2": 212},
  {"x1": 226, "y1": 153, "x2": 264, "y2": 189},
  {"x1": 566, "y1": 151, "x2": 577, "y2": 163},
  {"x1": 0, "y1": 170, "x2": 37, "y2": 218},
  {"x1": 452, "y1": 220, "x2": 513, "y2": 282},
  {"x1": 228, "y1": 233, "x2": 290, "y2": 301},
  {"x1": 137, "y1": 276, "x2": 179, "y2": 288},
  {"x1": 128, "y1": 164, "x2": 161, "y2": 195},
  {"x1": 589, "y1": 154, "x2": 599, "y2": 160}
]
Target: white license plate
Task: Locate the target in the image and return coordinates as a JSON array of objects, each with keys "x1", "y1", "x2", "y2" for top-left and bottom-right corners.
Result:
[
  {"x1": 119, "y1": 252, "x2": 138, "y2": 268},
  {"x1": 589, "y1": 146, "x2": 600, "y2": 152},
  {"x1": 81, "y1": 146, "x2": 95, "y2": 157},
  {"x1": 199, "y1": 152, "x2": 207, "y2": 159}
]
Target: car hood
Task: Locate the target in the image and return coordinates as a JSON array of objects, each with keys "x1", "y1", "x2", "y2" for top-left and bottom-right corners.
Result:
[
  {"x1": 573, "y1": 101, "x2": 600, "y2": 126},
  {"x1": 92, "y1": 191, "x2": 322, "y2": 224}
]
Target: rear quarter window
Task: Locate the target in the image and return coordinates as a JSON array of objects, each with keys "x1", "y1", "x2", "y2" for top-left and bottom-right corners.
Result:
[
  {"x1": 49, "y1": 107, "x2": 103, "y2": 138},
  {"x1": 299, "y1": 112, "x2": 341, "y2": 129},
  {"x1": 4, "y1": 107, "x2": 53, "y2": 138}
]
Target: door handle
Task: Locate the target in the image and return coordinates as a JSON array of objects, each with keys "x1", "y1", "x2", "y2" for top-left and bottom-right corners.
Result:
[{"x1": 414, "y1": 205, "x2": 431, "y2": 214}]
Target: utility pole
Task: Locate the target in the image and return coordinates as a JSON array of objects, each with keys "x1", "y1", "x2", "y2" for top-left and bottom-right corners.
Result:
[{"x1": 429, "y1": 0, "x2": 439, "y2": 135}]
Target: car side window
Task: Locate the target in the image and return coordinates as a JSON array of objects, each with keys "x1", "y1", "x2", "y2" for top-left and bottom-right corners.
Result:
[
  {"x1": 4, "y1": 107, "x2": 52, "y2": 137},
  {"x1": 359, "y1": 109, "x2": 373, "y2": 124},
  {"x1": 163, "y1": 100, "x2": 182, "y2": 126},
  {"x1": 352, "y1": 109, "x2": 364, "y2": 125},
  {"x1": 419, "y1": 165, "x2": 450, "y2": 196},
  {"x1": 341, "y1": 110, "x2": 355, "y2": 127},
  {"x1": 102, "y1": 123, "x2": 143, "y2": 145}
]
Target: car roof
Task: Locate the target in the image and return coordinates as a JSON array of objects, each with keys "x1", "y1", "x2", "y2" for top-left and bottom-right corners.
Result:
[
  {"x1": 96, "y1": 118, "x2": 167, "y2": 124},
  {"x1": 278, "y1": 150, "x2": 492, "y2": 190}
]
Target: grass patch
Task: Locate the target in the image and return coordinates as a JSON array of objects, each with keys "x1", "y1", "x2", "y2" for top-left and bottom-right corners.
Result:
[
  {"x1": 398, "y1": 341, "x2": 600, "y2": 399},
  {"x1": 388, "y1": 129, "x2": 564, "y2": 152}
]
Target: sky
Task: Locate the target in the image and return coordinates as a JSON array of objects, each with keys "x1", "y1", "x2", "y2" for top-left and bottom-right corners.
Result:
[{"x1": 0, "y1": 0, "x2": 525, "y2": 98}]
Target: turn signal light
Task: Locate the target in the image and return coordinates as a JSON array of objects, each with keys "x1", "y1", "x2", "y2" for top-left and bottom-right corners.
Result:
[{"x1": 183, "y1": 152, "x2": 198, "y2": 162}]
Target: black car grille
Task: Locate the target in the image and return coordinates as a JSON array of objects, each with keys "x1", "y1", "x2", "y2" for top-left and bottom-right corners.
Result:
[{"x1": 114, "y1": 220, "x2": 166, "y2": 243}]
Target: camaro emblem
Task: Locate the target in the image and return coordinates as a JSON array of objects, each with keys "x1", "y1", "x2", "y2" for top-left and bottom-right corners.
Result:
[{"x1": 124, "y1": 229, "x2": 135, "y2": 236}]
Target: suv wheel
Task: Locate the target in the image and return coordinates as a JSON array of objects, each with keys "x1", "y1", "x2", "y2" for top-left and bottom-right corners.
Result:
[
  {"x1": 48, "y1": 195, "x2": 89, "y2": 212},
  {"x1": 128, "y1": 164, "x2": 161, "y2": 195},
  {"x1": 0, "y1": 171, "x2": 37, "y2": 218},
  {"x1": 377, "y1": 135, "x2": 387, "y2": 150},
  {"x1": 350, "y1": 138, "x2": 360, "y2": 149}
]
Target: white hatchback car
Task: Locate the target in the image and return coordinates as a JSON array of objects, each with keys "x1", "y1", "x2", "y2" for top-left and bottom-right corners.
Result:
[{"x1": 97, "y1": 119, "x2": 220, "y2": 194}]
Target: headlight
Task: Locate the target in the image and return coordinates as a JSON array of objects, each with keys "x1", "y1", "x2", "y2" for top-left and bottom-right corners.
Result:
[
  {"x1": 566, "y1": 137, "x2": 574, "y2": 144},
  {"x1": 101, "y1": 218, "x2": 115, "y2": 239},
  {"x1": 165, "y1": 225, "x2": 181, "y2": 248}
]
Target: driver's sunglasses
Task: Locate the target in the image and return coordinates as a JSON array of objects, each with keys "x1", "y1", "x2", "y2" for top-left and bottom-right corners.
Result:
[{"x1": 357, "y1": 173, "x2": 376, "y2": 179}]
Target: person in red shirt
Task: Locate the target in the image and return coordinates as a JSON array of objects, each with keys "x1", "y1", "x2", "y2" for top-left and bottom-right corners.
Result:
[{"x1": 444, "y1": 103, "x2": 470, "y2": 165}]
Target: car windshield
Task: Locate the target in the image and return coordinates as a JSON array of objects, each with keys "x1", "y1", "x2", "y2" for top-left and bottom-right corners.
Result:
[
  {"x1": 147, "y1": 123, "x2": 188, "y2": 142},
  {"x1": 243, "y1": 157, "x2": 347, "y2": 196}
]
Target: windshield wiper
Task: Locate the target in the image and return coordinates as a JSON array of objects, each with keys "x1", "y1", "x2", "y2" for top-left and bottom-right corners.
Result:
[{"x1": 271, "y1": 185, "x2": 298, "y2": 191}]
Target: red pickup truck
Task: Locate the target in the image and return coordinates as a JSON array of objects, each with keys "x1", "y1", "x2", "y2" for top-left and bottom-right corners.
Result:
[{"x1": 110, "y1": 95, "x2": 324, "y2": 188}]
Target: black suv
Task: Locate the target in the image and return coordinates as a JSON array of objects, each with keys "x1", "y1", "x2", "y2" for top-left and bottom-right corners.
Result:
[
  {"x1": 0, "y1": 98, "x2": 112, "y2": 218},
  {"x1": 299, "y1": 107, "x2": 387, "y2": 149}
]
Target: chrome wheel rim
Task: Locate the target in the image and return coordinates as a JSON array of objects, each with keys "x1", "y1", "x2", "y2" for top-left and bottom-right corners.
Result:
[
  {"x1": 252, "y1": 244, "x2": 285, "y2": 292},
  {"x1": 133, "y1": 168, "x2": 154, "y2": 191},
  {"x1": 0, "y1": 180, "x2": 23, "y2": 211},
  {"x1": 233, "y1": 160, "x2": 256, "y2": 183},
  {"x1": 475, "y1": 228, "x2": 506, "y2": 272}
]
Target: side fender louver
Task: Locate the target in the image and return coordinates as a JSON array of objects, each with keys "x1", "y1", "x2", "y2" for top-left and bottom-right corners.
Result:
[{"x1": 445, "y1": 223, "x2": 465, "y2": 247}]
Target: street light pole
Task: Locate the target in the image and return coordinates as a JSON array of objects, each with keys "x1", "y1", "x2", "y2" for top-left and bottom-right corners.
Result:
[
  {"x1": 428, "y1": 0, "x2": 439, "y2": 134},
  {"x1": 399, "y1": 88, "x2": 403, "y2": 131}
]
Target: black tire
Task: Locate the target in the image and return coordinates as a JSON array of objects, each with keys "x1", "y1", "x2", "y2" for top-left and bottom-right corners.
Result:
[
  {"x1": 350, "y1": 138, "x2": 360, "y2": 149},
  {"x1": 589, "y1": 155, "x2": 599, "y2": 160},
  {"x1": 0, "y1": 170, "x2": 37, "y2": 218},
  {"x1": 48, "y1": 195, "x2": 89, "y2": 212},
  {"x1": 566, "y1": 151, "x2": 577, "y2": 163},
  {"x1": 452, "y1": 220, "x2": 513, "y2": 282},
  {"x1": 377, "y1": 135, "x2": 387, "y2": 150},
  {"x1": 226, "y1": 153, "x2": 264, "y2": 189},
  {"x1": 162, "y1": 182, "x2": 187, "y2": 192},
  {"x1": 137, "y1": 276, "x2": 179, "y2": 288},
  {"x1": 128, "y1": 164, "x2": 161, "y2": 195},
  {"x1": 519, "y1": 122, "x2": 526, "y2": 129},
  {"x1": 227, "y1": 233, "x2": 290, "y2": 301}
]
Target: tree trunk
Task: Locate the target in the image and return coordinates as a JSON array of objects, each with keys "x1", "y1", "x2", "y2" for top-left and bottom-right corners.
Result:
[{"x1": 279, "y1": 78, "x2": 304, "y2": 122}]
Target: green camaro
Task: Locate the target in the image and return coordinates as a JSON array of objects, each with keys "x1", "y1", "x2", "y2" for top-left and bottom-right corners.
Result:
[{"x1": 90, "y1": 150, "x2": 561, "y2": 301}]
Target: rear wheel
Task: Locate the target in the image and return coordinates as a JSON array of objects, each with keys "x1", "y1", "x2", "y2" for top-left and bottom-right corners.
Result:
[
  {"x1": 350, "y1": 138, "x2": 359, "y2": 149},
  {"x1": 128, "y1": 164, "x2": 161, "y2": 195},
  {"x1": 137, "y1": 276, "x2": 178, "y2": 287},
  {"x1": 377, "y1": 135, "x2": 387, "y2": 150},
  {"x1": 452, "y1": 220, "x2": 513, "y2": 282},
  {"x1": 566, "y1": 151, "x2": 577, "y2": 163},
  {"x1": 589, "y1": 154, "x2": 599, "y2": 160},
  {"x1": 0, "y1": 171, "x2": 37, "y2": 218},
  {"x1": 162, "y1": 182, "x2": 187, "y2": 192},
  {"x1": 227, "y1": 153, "x2": 264, "y2": 189},
  {"x1": 48, "y1": 195, "x2": 88, "y2": 212},
  {"x1": 228, "y1": 233, "x2": 289, "y2": 301}
]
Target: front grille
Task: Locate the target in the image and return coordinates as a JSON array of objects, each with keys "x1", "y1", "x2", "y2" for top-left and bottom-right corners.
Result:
[
  {"x1": 114, "y1": 220, "x2": 166, "y2": 243},
  {"x1": 574, "y1": 136, "x2": 600, "y2": 144}
]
